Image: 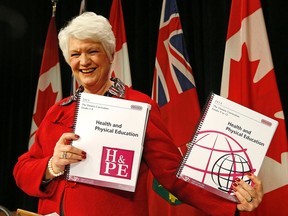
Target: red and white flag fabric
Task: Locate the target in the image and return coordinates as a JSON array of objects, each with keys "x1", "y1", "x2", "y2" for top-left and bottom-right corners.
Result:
[
  {"x1": 70, "y1": 0, "x2": 86, "y2": 94},
  {"x1": 28, "y1": 15, "x2": 62, "y2": 149},
  {"x1": 220, "y1": 0, "x2": 288, "y2": 215},
  {"x1": 148, "y1": 0, "x2": 203, "y2": 215},
  {"x1": 109, "y1": 0, "x2": 132, "y2": 86}
]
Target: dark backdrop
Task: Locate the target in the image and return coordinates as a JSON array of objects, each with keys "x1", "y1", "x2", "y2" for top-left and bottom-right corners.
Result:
[{"x1": 0, "y1": 0, "x2": 287, "y2": 212}]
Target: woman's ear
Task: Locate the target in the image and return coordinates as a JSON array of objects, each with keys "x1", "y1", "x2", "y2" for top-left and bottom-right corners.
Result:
[{"x1": 110, "y1": 53, "x2": 115, "y2": 64}]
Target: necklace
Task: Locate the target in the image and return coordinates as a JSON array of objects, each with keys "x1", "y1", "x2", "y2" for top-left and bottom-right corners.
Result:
[{"x1": 60, "y1": 77, "x2": 126, "y2": 106}]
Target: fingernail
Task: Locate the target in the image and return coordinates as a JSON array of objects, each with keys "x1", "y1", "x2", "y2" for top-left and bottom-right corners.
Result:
[
  {"x1": 247, "y1": 172, "x2": 253, "y2": 176},
  {"x1": 82, "y1": 151, "x2": 86, "y2": 159},
  {"x1": 232, "y1": 182, "x2": 238, "y2": 187},
  {"x1": 235, "y1": 178, "x2": 241, "y2": 182},
  {"x1": 75, "y1": 134, "x2": 80, "y2": 139}
]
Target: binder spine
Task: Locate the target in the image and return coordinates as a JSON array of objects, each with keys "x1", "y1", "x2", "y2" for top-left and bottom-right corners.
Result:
[
  {"x1": 176, "y1": 92, "x2": 215, "y2": 178},
  {"x1": 66, "y1": 91, "x2": 82, "y2": 179},
  {"x1": 72, "y1": 92, "x2": 82, "y2": 132}
]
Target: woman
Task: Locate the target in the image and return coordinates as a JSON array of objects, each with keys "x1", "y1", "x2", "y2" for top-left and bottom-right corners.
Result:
[{"x1": 14, "y1": 12, "x2": 263, "y2": 216}]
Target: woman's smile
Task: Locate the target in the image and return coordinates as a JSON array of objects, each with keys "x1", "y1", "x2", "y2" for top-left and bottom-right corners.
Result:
[{"x1": 80, "y1": 68, "x2": 96, "y2": 74}]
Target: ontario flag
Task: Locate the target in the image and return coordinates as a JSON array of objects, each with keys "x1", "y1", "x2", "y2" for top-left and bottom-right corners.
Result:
[
  {"x1": 148, "y1": 0, "x2": 203, "y2": 215},
  {"x1": 109, "y1": 0, "x2": 132, "y2": 86},
  {"x1": 220, "y1": 0, "x2": 288, "y2": 215},
  {"x1": 28, "y1": 14, "x2": 62, "y2": 149}
]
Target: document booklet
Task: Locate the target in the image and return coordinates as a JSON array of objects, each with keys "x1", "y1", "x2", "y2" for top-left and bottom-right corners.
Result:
[
  {"x1": 176, "y1": 92, "x2": 278, "y2": 202},
  {"x1": 66, "y1": 92, "x2": 151, "y2": 192}
]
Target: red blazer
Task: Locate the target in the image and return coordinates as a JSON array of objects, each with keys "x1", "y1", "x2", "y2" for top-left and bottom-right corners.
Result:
[{"x1": 14, "y1": 87, "x2": 236, "y2": 216}]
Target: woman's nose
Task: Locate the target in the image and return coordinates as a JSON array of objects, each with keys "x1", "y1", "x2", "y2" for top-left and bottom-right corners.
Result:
[{"x1": 79, "y1": 54, "x2": 91, "y2": 65}]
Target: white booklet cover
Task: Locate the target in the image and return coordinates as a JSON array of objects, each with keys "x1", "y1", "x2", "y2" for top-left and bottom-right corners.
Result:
[
  {"x1": 66, "y1": 92, "x2": 151, "y2": 192},
  {"x1": 177, "y1": 92, "x2": 278, "y2": 202}
]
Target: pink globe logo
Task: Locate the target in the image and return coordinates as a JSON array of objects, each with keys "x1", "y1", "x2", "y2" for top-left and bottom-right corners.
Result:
[{"x1": 193, "y1": 130, "x2": 254, "y2": 193}]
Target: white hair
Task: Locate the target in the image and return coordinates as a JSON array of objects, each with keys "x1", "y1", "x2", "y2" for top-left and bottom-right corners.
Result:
[{"x1": 58, "y1": 12, "x2": 115, "y2": 63}]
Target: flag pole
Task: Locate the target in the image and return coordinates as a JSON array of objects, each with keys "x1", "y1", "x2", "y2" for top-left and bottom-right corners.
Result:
[
  {"x1": 51, "y1": 0, "x2": 58, "y2": 17},
  {"x1": 79, "y1": 0, "x2": 86, "y2": 14}
]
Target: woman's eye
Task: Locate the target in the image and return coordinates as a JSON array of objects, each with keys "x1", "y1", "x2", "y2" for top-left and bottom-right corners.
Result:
[
  {"x1": 71, "y1": 53, "x2": 80, "y2": 57},
  {"x1": 89, "y1": 50, "x2": 99, "y2": 54}
]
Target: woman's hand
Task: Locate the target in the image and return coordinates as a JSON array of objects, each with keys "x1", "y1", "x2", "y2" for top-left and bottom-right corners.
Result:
[
  {"x1": 45, "y1": 133, "x2": 86, "y2": 180},
  {"x1": 233, "y1": 173, "x2": 263, "y2": 212}
]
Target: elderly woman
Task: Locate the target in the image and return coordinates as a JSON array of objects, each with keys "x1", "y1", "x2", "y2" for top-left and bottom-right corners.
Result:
[{"x1": 13, "y1": 12, "x2": 263, "y2": 216}]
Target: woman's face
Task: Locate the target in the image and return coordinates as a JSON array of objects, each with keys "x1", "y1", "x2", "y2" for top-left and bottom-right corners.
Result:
[{"x1": 68, "y1": 37, "x2": 112, "y2": 94}]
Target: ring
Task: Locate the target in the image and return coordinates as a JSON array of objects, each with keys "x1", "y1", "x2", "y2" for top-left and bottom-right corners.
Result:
[
  {"x1": 247, "y1": 197, "x2": 253, "y2": 203},
  {"x1": 62, "y1": 151, "x2": 68, "y2": 159}
]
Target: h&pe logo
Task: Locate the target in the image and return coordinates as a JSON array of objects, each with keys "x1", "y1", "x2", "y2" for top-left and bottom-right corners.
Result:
[{"x1": 100, "y1": 147, "x2": 134, "y2": 179}]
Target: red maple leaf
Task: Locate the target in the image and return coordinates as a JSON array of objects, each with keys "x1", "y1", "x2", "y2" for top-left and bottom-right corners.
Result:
[
  {"x1": 229, "y1": 42, "x2": 286, "y2": 161},
  {"x1": 33, "y1": 84, "x2": 58, "y2": 127},
  {"x1": 229, "y1": 43, "x2": 282, "y2": 118},
  {"x1": 228, "y1": 43, "x2": 260, "y2": 107}
]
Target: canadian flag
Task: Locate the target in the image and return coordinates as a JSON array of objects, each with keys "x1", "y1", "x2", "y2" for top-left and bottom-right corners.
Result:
[
  {"x1": 70, "y1": 0, "x2": 87, "y2": 94},
  {"x1": 109, "y1": 0, "x2": 132, "y2": 86},
  {"x1": 28, "y1": 15, "x2": 62, "y2": 149},
  {"x1": 220, "y1": 0, "x2": 288, "y2": 215}
]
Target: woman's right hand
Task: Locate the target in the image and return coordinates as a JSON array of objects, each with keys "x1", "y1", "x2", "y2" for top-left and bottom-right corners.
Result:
[
  {"x1": 234, "y1": 173, "x2": 263, "y2": 212},
  {"x1": 45, "y1": 133, "x2": 86, "y2": 180}
]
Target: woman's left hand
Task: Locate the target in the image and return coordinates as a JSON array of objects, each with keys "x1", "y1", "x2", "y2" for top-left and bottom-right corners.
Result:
[{"x1": 234, "y1": 173, "x2": 263, "y2": 212}]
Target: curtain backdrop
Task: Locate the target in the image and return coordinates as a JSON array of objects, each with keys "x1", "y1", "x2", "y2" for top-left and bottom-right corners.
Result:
[{"x1": 0, "y1": 0, "x2": 287, "y2": 212}]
